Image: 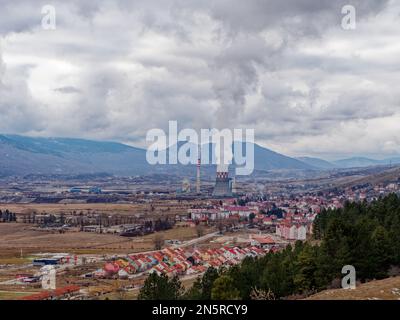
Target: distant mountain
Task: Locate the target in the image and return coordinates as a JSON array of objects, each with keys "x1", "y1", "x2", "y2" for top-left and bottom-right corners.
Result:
[
  {"x1": 0, "y1": 134, "x2": 150, "y2": 176},
  {"x1": 332, "y1": 157, "x2": 400, "y2": 168},
  {"x1": 2, "y1": 134, "x2": 400, "y2": 176},
  {"x1": 0, "y1": 134, "x2": 315, "y2": 176},
  {"x1": 384, "y1": 157, "x2": 400, "y2": 166},
  {"x1": 252, "y1": 144, "x2": 314, "y2": 170},
  {"x1": 296, "y1": 157, "x2": 337, "y2": 170},
  {"x1": 169, "y1": 141, "x2": 314, "y2": 170},
  {"x1": 333, "y1": 157, "x2": 381, "y2": 168}
]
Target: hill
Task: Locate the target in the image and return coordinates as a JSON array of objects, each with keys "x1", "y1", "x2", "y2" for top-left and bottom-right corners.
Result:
[
  {"x1": 306, "y1": 276, "x2": 400, "y2": 300},
  {"x1": 0, "y1": 135, "x2": 149, "y2": 176},
  {"x1": 253, "y1": 143, "x2": 314, "y2": 170},
  {"x1": 332, "y1": 166, "x2": 400, "y2": 189},
  {"x1": 296, "y1": 157, "x2": 337, "y2": 169},
  {"x1": 333, "y1": 156, "x2": 400, "y2": 168}
]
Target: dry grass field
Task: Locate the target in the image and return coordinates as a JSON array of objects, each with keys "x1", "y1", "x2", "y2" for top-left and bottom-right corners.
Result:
[
  {"x1": 0, "y1": 201, "x2": 210, "y2": 257},
  {"x1": 0, "y1": 223, "x2": 214, "y2": 258},
  {"x1": 306, "y1": 276, "x2": 400, "y2": 300},
  {"x1": 0, "y1": 291, "x2": 37, "y2": 300},
  {"x1": 0, "y1": 202, "x2": 191, "y2": 216}
]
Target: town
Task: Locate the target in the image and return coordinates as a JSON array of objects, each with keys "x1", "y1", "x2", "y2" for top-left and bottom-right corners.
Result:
[{"x1": 0, "y1": 162, "x2": 399, "y2": 300}]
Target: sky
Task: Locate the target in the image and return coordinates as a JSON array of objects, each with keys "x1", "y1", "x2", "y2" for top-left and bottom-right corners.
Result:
[{"x1": 0, "y1": 0, "x2": 399, "y2": 160}]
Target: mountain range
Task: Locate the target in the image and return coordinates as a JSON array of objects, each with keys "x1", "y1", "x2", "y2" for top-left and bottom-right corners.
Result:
[
  {"x1": 0, "y1": 134, "x2": 399, "y2": 176},
  {"x1": 299, "y1": 156, "x2": 400, "y2": 169}
]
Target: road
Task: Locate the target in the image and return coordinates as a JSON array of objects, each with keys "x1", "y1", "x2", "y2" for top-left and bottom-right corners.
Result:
[{"x1": 172, "y1": 231, "x2": 220, "y2": 248}]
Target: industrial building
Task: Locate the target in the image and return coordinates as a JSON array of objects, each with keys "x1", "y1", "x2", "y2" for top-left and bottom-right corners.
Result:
[{"x1": 212, "y1": 165, "x2": 233, "y2": 197}]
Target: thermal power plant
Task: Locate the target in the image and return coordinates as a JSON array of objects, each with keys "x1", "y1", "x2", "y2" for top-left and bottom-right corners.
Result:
[{"x1": 212, "y1": 164, "x2": 232, "y2": 197}]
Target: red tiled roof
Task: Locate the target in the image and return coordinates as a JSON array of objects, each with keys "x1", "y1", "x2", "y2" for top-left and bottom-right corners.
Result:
[
  {"x1": 21, "y1": 286, "x2": 80, "y2": 300},
  {"x1": 21, "y1": 291, "x2": 51, "y2": 300},
  {"x1": 252, "y1": 236, "x2": 275, "y2": 244},
  {"x1": 224, "y1": 206, "x2": 253, "y2": 211}
]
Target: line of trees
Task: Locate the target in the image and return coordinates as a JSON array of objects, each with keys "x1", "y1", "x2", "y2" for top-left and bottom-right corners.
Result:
[
  {"x1": 138, "y1": 194, "x2": 400, "y2": 300},
  {"x1": 0, "y1": 209, "x2": 17, "y2": 222}
]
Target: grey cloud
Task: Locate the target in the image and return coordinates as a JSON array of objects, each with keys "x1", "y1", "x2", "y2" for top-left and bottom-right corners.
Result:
[
  {"x1": 0, "y1": 53, "x2": 44, "y2": 134},
  {"x1": 53, "y1": 86, "x2": 81, "y2": 94},
  {"x1": 199, "y1": 0, "x2": 389, "y2": 35},
  {"x1": 0, "y1": 0, "x2": 398, "y2": 157}
]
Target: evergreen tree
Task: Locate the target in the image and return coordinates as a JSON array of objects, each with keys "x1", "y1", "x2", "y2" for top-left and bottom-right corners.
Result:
[
  {"x1": 138, "y1": 273, "x2": 183, "y2": 300},
  {"x1": 199, "y1": 267, "x2": 219, "y2": 300},
  {"x1": 370, "y1": 226, "x2": 392, "y2": 279},
  {"x1": 183, "y1": 277, "x2": 203, "y2": 300},
  {"x1": 211, "y1": 275, "x2": 240, "y2": 300},
  {"x1": 293, "y1": 244, "x2": 318, "y2": 293}
]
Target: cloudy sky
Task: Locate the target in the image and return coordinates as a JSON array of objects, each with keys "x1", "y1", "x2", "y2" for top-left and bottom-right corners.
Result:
[{"x1": 0, "y1": 0, "x2": 399, "y2": 160}]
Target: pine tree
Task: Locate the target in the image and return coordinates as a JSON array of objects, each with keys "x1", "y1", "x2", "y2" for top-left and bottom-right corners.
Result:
[
  {"x1": 199, "y1": 267, "x2": 219, "y2": 300},
  {"x1": 370, "y1": 226, "x2": 391, "y2": 279},
  {"x1": 183, "y1": 277, "x2": 203, "y2": 300},
  {"x1": 138, "y1": 273, "x2": 183, "y2": 300},
  {"x1": 211, "y1": 275, "x2": 240, "y2": 300},
  {"x1": 293, "y1": 244, "x2": 317, "y2": 293}
]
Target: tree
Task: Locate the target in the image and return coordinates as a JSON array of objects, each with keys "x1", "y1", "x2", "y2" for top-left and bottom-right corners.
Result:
[
  {"x1": 153, "y1": 234, "x2": 164, "y2": 250},
  {"x1": 249, "y1": 212, "x2": 256, "y2": 224},
  {"x1": 138, "y1": 273, "x2": 183, "y2": 300},
  {"x1": 199, "y1": 267, "x2": 219, "y2": 299},
  {"x1": 60, "y1": 213, "x2": 66, "y2": 225},
  {"x1": 370, "y1": 226, "x2": 391, "y2": 278},
  {"x1": 211, "y1": 275, "x2": 240, "y2": 300},
  {"x1": 260, "y1": 253, "x2": 294, "y2": 298},
  {"x1": 196, "y1": 224, "x2": 204, "y2": 237},
  {"x1": 389, "y1": 214, "x2": 400, "y2": 264},
  {"x1": 293, "y1": 244, "x2": 318, "y2": 293},
  {"x1": 228, "y1": 258, "x2": 261, "y2": 299},
  {"x1": 249, "y1": 287, "x2": 275, "y2": 300},
  {"x1": 183, "y1": 277, "x2": 203, "y2": 300}
]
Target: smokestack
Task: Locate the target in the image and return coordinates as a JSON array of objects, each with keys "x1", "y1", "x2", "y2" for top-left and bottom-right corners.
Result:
[
  {"x1": 196, "y1": 144, "x2": 201, "y2": 194},
  {"x1": 212, "y1": 166, "x2": 232, "y2": 197},
  {"x1": 232, "y1": 176, "x2": 237, "y2": 194},
  {"x1": 212, "y1": 140, "x2": 232, "y2": 197}
]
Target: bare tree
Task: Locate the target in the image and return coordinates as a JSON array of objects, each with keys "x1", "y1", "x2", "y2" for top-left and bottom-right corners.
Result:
[
  {"x1": 250, "y1": 287, "x2": 275, "y2": 300},
  {"x1": 217, "y1": 221, "x2": 224, "y2": 234},
  {"x1": 153, "y1": 234, "x2": 164, "y2": 250},
  {"x1": 196, "y1": 224, "x2": 204, "y2": 238}
]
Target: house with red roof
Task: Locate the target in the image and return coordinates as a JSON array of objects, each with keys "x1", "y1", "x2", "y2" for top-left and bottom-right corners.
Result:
[
  {"x1": 250, "y1": 235, "x2": 276, "y2": 248},
  {"x1": 22, "y1": 286, "x2": 81, "y2": 300}
]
